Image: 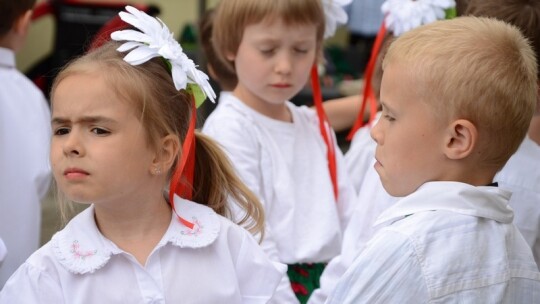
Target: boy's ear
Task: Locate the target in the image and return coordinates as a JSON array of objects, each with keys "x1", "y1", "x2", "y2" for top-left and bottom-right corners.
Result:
[
  {"x1": 443, "y1": 119, "x2": 477, "y2": 160},
  {"x1": 151, "y1": 134, "x2": 180, "y2": 174},
  {"x1": 14, "y1": 10, "x2": 33, "y2": 36}
]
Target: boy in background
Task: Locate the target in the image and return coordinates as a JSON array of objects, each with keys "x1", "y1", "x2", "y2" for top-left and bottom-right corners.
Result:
[{"x1": 0, "y1": 0, "x2": 51, "y2": 287}]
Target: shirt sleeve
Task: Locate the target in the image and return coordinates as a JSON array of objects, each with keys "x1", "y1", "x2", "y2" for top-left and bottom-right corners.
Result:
[
  {"x1": 0, "y1": 262, "x2": 64, "y2": 304},
  {"x1": 0, "y1": 238, "x2": 6, "y2": 266},
  {"x1": 234, "y1": 230, "x2": 288, "y2": 304},
  {"x1": 326, "y1": 229, "x2": 429, "y2": 304}
]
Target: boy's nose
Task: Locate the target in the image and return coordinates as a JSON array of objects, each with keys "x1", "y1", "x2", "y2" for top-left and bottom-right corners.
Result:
[{"x1": 370, "y1": 121, "x2": 382, "y2": 144}]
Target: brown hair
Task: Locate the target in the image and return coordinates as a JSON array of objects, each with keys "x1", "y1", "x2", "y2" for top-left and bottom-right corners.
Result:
[
  {"x1": 466, "y1": 0, "x2": 540, "y2": 79},
  {"x1": 0, "y1": 0, "x2": 36, "y2": 37},
  {"x1": 51, "y1": 41, "x2": 265, "y2": 236},
  {"x1": 384, "y1": 17, "x2": 537, "y2": 169},
  {"x1": 199, "y1": 9, "x2": 238, "y2": 91},
  {"x1": 212, "y1": 0, "x2": 325, "y2": 73}
]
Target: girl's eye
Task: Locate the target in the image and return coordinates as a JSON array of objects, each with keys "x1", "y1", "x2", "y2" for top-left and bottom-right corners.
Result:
[
  {"x1": 54, "y1": 127, "x2": 70, "y2": 136},
  {"x1": 91, "y1": 128, "x2": 110, "y2": 135},
  {"x1": 260, "y1": 48, "x2": 275, "y2": 55},
  {"x1": 294, "y1": 48, "x2": 309, "y2": 54}
]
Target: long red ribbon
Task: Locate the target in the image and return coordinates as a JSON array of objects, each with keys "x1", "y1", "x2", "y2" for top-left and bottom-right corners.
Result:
[
  {"x1": 311, "y1": 65, "x2": 338, "y2": 201},
  {"x1": 346, "y1": 22, "x2": 387, "y2": 141},
  {"x1": 168, "y1": 97, "x2": 197, "y2": 229}
]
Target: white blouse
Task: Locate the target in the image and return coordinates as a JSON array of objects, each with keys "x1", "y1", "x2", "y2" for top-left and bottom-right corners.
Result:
[
  {"x1": 203, "y1": 93, "x2": 357, "y2": 303},
  {"x1": 0, "y1": 196, "x2": 285, "y2": 304},
  {"x1": 327, "y1": 182, "x2": 540, "y2": 303}
]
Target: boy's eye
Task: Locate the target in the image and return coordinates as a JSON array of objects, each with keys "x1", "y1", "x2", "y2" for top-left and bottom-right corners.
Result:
[
  {"x1": 383, "y1": 115, "x2": 395, "y2": 122},
  {"x1": 54, "y1": 127, "x2": 70, "y2": 136},
  {"x1": 91, "y1": 128, "x2": 110, "y2": 135}
]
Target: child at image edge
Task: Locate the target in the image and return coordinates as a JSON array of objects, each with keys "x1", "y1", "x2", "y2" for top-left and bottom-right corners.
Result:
[
  {"x1": 327, "y1": 16, "x2": 540, "y2": 303},
  {"x1": 203, "y1": 0, "x2": 356, "y2": 303},
  {"x1": 0, "y1": 0, "x2": 51, "y2": 287},
  {"x1": 0, "y1": 6, "x2": 284, "y2": 303}
]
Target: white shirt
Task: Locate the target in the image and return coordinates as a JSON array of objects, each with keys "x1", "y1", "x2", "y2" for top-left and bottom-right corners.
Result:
[
  {"x1": 327, "y1": 182, "x2": 540, "y2": 304},
  {"x1": 0, "y1": 47, "x2": 51, "y2": 287},
  {"x1": 309, "y1": 121, "x2": 398, "y2": 304},
  {"x1": 203, "y1": 93, "x2": 356, "y2": 303},
  {"x1": 0, "y1": 197, "x2": 285, "y2": 303},
  {"x1": 495, "y1": 137, "x2": 540, "y2": 269},
  {"x1": 0, "y1": 239, "x2": 6, "y2": 267}
]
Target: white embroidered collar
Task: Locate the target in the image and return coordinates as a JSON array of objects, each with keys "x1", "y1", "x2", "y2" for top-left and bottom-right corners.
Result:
[
  {"x1": 51, "y1": 196, "x2": 220, "y2": 274},
  {"x1": 374, "y1": 181, "x2": 513, "y2": 227}
]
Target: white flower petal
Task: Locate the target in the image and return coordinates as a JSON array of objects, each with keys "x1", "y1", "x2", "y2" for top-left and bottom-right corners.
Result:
[
  {"x1": 123, "y1": 46, "x2": 160, "y2": 65},
  {"x1": 111, "y1": 30, "x2": 151, "y2": 44},
  {"x1": 116, "y1": 41, "x2": 142, "y2": 52}
]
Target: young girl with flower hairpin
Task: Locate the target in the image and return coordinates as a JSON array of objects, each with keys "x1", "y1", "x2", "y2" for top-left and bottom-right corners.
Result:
[
  {"x1": 202, "y1": 0, "x2": 356, "y2": 303},
  {"x1": 0, "y1": 6, "x2": 285, "y2": 303}
]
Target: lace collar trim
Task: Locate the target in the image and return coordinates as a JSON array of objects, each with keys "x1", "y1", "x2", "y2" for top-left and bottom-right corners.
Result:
[{"x1": 51, "y1": 196, "x2": 220, "y2": 274}]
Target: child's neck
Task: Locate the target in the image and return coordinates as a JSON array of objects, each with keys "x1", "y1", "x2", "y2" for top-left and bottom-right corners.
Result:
[
  {"x1": 93, "y1": 195, "x2": 172, "y2": 266},
  {"x1": 233, "y1": 87, "x2": 292, "y2": 122}
]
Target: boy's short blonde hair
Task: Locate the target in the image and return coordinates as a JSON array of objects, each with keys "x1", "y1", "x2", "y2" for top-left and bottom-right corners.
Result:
[
  {"x1": 212, "y1": 0, "x2": 325, "y2": 73},
  {"x1": 383, "y1": 16, "x2": 537, "y2": 168}
]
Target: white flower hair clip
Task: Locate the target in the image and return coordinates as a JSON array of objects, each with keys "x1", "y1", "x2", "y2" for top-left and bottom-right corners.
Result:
[
  {"x1": 111, "y1": 6, "x2": 216, "y2": 106},
  {"x1": 382, "y1": 0, "x2": 456, "y2": 36},
  {"x1": 322, "y1": 0, "x2": 352, "y2": 39}
]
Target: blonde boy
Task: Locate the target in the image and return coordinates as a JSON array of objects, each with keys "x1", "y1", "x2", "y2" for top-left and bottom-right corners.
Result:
[
  {"x1": 327, "y1": 16, "x2": 540, "y2": 303},
  {"x1": 0, "y1": 0, "x2": 51, "y2": 287}
]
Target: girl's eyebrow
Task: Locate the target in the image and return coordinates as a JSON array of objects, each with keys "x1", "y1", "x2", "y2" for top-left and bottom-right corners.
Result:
[{"x1": 51, "y1": 116, "x2": 117, "y2": 125}]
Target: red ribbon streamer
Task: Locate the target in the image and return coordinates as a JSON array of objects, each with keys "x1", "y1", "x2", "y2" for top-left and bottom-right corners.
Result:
[
  {"x1": 311, "y1": 65, "x2": 338, "y2": 201},
  {"x1": 168, "y1": 97, "x2": 197, "y2": 229},
  {"x1": 346, "y1": 22, "x2": 387, "y2": 141}
]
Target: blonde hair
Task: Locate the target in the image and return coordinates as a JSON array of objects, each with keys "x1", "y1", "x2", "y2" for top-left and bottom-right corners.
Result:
[
  {"x1": 212, "y1": 0, "x2": 325, "y2": 73},
  {"x1": 51, "y1": 41, "x2": 265, "y2": 237},
  {"x1": 383, "y1": 16, "x2": 537, "y2": 168}
]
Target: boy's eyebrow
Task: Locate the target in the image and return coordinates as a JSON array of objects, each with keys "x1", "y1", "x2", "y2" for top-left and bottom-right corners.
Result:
[
  {"x1": 51, "y1": 116, "x2": 117, "y2": 125},
  {"x1": 380, "y1": 101, "x2": 396, "y2": 113}
]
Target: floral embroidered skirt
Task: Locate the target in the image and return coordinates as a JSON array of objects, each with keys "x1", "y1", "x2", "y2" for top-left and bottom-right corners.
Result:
[{"x1": 287, "y1": 262, "x2": 326, "y2": 304}]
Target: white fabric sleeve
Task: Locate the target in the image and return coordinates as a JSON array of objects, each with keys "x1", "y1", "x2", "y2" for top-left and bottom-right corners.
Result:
[
  {"x1": 204, "y1": 115, "x2": 299, "y2": 303},
  {"x1": 235, "y1": 231, "x2": 288, "y2": 304},
  {"x1": 0, "y1": 239, "x2": 6, "y2": 267},
  {"x1": 0, "y1": 263, "x2": 64, "y2": 304},
  {"x1": 325, "y1": 230, "x2": 429, "y2": 304}
]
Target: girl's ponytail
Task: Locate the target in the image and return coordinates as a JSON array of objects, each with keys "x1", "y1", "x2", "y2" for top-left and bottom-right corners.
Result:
[{"x1": 192, "y1": 132, "x2": 265, "y2": 239}]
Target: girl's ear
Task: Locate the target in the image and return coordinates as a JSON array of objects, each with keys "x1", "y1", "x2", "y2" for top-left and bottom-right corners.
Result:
[
  {"x1": 443, "y1": 119, "x2": 477, "y2": 160},
  {"x1": 151, "y1": 134, "x2": 180, "y2": 175},
  {"x1": 225, "y1": 50, "x2": 236, "y2": 61}
]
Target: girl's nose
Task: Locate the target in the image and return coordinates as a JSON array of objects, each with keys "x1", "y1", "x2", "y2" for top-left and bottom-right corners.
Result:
[
  {"x1": 63, "y1": 133, "x2": 84, "y2": 157},
  {"x1": 275, "y1": 52, "x2": 292, "y2": 75}
]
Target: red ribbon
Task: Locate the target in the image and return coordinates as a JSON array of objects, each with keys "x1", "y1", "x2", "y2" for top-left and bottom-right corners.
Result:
[
  {"x1": 168, "y1": 97, "x2": 197, "y2": 229},
  {"x1": 346, "y1": 22, "x2": 387, "y2": 141},
  {"x1": 311, "y1": 65, "x2": 338, "y2": 201}
]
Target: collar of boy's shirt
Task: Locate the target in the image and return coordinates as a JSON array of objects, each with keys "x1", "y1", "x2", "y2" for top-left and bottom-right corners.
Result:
[{"x1": 373, "y1": 181, "x2": 512, "y2": 227}]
